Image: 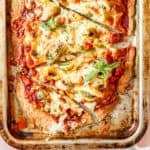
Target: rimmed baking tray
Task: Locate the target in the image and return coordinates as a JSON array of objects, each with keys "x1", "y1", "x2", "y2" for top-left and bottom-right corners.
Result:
[{"x1": 0, "y1": 0, "x2": 149, "y2": 149}]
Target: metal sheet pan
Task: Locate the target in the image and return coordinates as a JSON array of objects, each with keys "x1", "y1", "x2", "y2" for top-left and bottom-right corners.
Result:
[{"x1": 0, "y1": 0, "x2": 149, "y2": 149}]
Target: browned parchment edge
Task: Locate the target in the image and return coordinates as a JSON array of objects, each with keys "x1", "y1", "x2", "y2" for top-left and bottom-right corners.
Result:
[{"x1": 0, "y1": 0, "x2": 149, "y2": 149}]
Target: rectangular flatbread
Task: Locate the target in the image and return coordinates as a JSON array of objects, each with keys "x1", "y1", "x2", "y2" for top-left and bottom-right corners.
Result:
[{"x1": 9, "y1": 0, "x2": 136, "y2": 136}]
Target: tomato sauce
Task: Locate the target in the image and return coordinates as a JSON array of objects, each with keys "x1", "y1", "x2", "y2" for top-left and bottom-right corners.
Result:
[
  {"x1": 95, "y1": 48, "x2": 129, "y2": 109},
  {"x1": 114, "y1": 0, "x2": 129, "y2": 33}
]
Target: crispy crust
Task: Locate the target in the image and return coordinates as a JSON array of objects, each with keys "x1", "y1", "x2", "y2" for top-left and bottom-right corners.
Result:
[
  {"x1": 11, "y1": 0, "x2": 24, "y2": 59},
  {"x1": 15, "y1": 46, "x2": 135, "y2": 136},
  {"x1": 117, "y1": 47, "x2": 136, "y2": 93},
  {"x1": 95, "y1": 98, "x2": 119, "y2": 121},
  {"x1": 16, "y1": 78, "x2": 92, "y2": 135},
  {"x1": 128, "y1": 0, "x2": 136, "y2": 35},
  {"x1": 72, "y1": 101, "x2": 119, "y2": 138},
  {"x1": 16, "y1": 79, "x2": 57, "y2": 132},
  {"x1": 71, "y1": 121, "x2": 111, "y2": 138},
  {"x1": 11, "y1": 0, "x2": 24, "y2": 17}
]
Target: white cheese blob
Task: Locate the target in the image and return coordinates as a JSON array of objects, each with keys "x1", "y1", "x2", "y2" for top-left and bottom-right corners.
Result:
[{"x1": 49, "y1": 115, "x2": 66, "y2": 133}]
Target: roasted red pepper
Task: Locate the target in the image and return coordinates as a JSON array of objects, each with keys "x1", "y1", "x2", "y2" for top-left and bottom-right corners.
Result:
[{"x1": 83, "y1": 41, "x2": 93, "y2": 50}]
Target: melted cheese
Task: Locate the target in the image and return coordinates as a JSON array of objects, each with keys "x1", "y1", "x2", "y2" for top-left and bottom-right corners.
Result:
[
  {"x1": 25, "y1": 0, "x2": 33, "y2": 9},
  {"x1": 48, "y1": 115, "x2": 66, "y2": 133},
  {"x1": 55, "y1": 80, "x2": 68, "y2": 90},
  {"x1": 84, "y1": 102, "x2": 96, "y2": 112},
  {"x1": 74, "y1": 84, "x2": 102, "y2": 99},
  {"x1": 24, "y1": 32, "x2": 34, "y2": 45},
  {"x1": 97, "y1": 0, "x2": 111, "y2": 11},
  {"x1": 50, "y1": 92, "x2": 64, "y2": 115},
  {"x1": 18, "y1": 0, "x2": 133, "y2": 133}
]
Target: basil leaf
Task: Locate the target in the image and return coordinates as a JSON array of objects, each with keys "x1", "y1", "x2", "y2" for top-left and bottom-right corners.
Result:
[
  {"x1": 95, "y1": 59, "x2": 107, "y2": 70},
  {"x1": 41, "y1": 22, "x2": 51, "y2": 31},
  {"x1": 47, "y1": 17, "x2": 57, "y2": 30},
  {"x1": 104, "y1": 62, "x2": 120, "y2": 71},
  {"x1": 84, "y1": 69, "x2": 99, "y2": 81},
  {"x1": 41, "y1": 17, "x2": 66, "y2": 31},
  {"x1": 84, "y1": 59, "x2": 120, "y2": 83},
  {"x1": 95, "y1": 59, "x2": 120, "y2": 72},
  {"x1": 41, "y1": 18, "x2": 57, "y2": 31}
]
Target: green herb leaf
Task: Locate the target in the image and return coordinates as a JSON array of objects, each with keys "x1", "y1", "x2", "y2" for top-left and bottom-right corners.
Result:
[
  {"x1": 16, "y1": 65, "x2": 22, "y2": 73},
  {"x1": 104, "y1": 62, "x2": 120, "y2": 71},
  {"x1": 41, "y1": 17, "x2": 57, "y2": 31},
  {"x1": 47, "y1": 17, "x2": 57, "y2": 30},
  {"x1": 84, "y1": 69, "x2": 99, "y2": 81},
  {"x1": 59, "y1": 61, "x2": 71, "y2": 66},
  {"x1": 95, "y1": 59, "x2": 120, "y2": 73},
  {"x1": 86, "y1": 11, "x2": 93, "y2": 18},
  {"x1": 95, "y1": 58, "x2": 107, "y2": 70},
  {"x1": 84, "y1": 59, "x2": 120, "y2": 83},
  {"x1": 41, "y1": 22, "x2": 50, "y2": 31},
  {"x1": 41, "y1": 17, "x2": 66, "y2": 31},
  {"x1": 101, "y1": 70, "x2": 109, "y2": 88}
]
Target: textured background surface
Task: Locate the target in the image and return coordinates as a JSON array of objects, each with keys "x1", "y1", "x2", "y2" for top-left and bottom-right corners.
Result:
[{"x1": 0, "y1": 0, "x2": 149, "y2": 149}]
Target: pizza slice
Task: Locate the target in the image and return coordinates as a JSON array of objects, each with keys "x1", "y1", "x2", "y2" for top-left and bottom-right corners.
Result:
[
  {"x1": 16, "y1": 74, "x2": 93, "y2": 133},
  {"x1": 22, "y1": 46, "x2": 135, "y2": 123},
  {"x1": 11, "y1": 0, "x2": 124, "y2": 69},
  {"x1": 58, "y1": 0, "x2": 135, "y2": 34},
  {"x1": 23, "y1": 19, "x2": 123, "y2": 68},
  {"x1": 71, "y1": 46, "x2": 135, "y2": 121}
]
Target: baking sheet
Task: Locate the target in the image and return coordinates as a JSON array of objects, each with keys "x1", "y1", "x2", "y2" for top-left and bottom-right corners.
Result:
[{"x1": 0, "y1": 0, "x2": 149, "y2": 149}]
